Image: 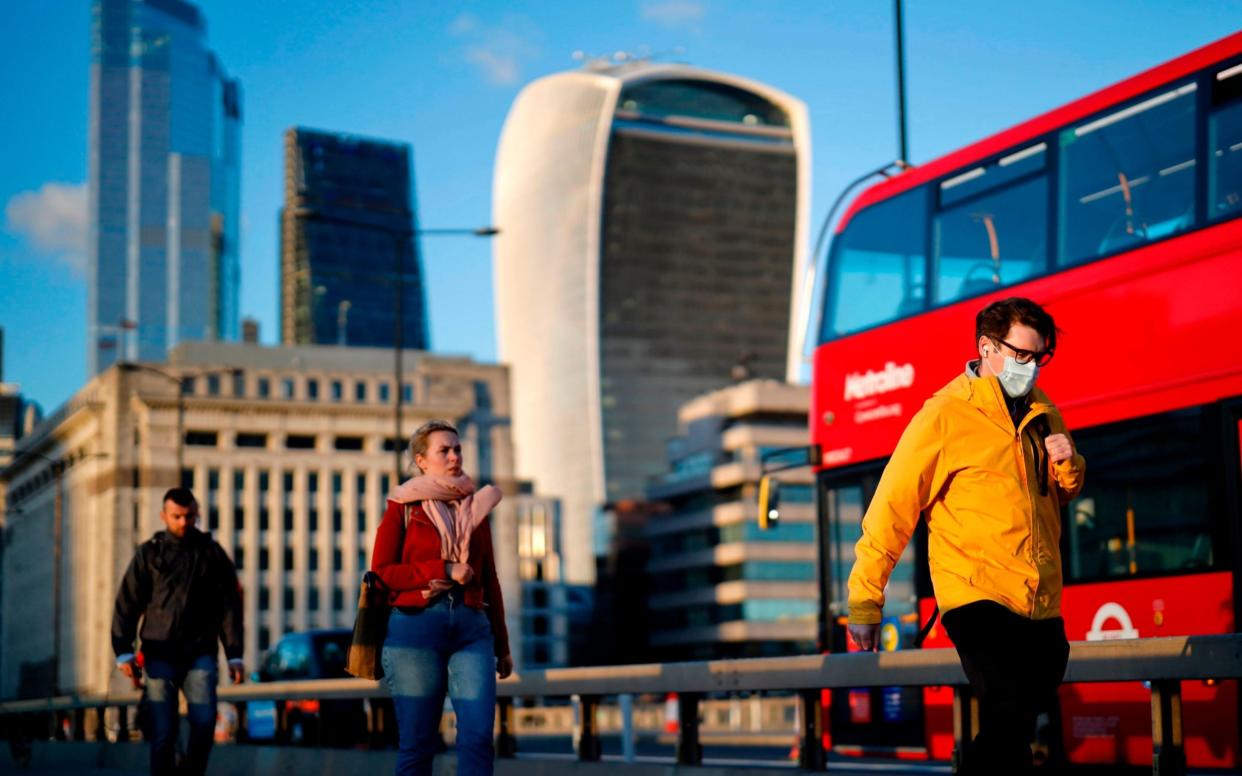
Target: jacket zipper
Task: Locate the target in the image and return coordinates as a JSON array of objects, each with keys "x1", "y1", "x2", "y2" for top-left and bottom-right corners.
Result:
[{"x1": 1014, "y1": 419, "x2": 1039, "y2": 618}]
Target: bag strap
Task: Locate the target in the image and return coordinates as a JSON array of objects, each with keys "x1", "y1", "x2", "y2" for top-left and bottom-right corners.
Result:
[{"x1": 914, "y1": 605, "x2": 939, "y2": 648}]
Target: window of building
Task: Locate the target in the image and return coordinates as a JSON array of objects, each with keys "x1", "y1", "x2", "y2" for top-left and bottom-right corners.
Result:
[
  {"x1": 823, "y1": 187, "x2": 928, "y2": 340},
  {"x1": 259, "y1": 471, "x2": 270, "y2": 531},
  {"x1": 206, "y1": 374, "x2": 220, "y2": 396},
  {"x1": 379, "y1": 383, "x2": 390, "y2": 402},
  {"x1": 259, "y1": 587, "x2": 270, "y2": 609},
  {"x1": 333, "y1": 586, "x2": 344, "y2": 610},
  {"x1": 284, "y1": 548, "x2": 294, "y2": 570},
  {"x1": 355, "y1": 382, "x2": 367, "y2": 402},
  {"x1": 1065, "y1": 408, "x2": 1216, "y2": 583},
  {"x1": 207, "y1": 469, "x2": 220, "y2": 531},
  {"x1": 1058, "y1": 82, "x2": 1197, "y2": 266},
  {"x1": 180, "y1": 468, "x2": 193, "y2": 488},
  {"x1": 934, "y1": 146, "x2": 1048, "y2": 304},
  {"x1": 286, "y1": 434, "x2": 315, "y2": 450},
  {"x1": 357, "y1": 474, "x2": 368, "y2": 533},
  {"x1": 236, "y1": 433, "x2": 267, "y2": 448},
  {"x1": 402, "y1": 383, "x2": 413, "y2": 403},
  {"x1": 333, "y1": 548, "x2": 343, "y2": 571},
  {"x1": 234, "y1": 547, "x2": 244, "y2": 570},
  {"x1": 331, "y1": 380, "x2": 343, "y2": 401},
  {"x1": 257, "y1": 377, "x2": 271, "y2": 398},
  {"x1": 259, "y1": 548, "x2": 269, "y2": 571},
  {"x1": 233, "y1": 470, "x2": 246, "y2": 531},
  {"x1": 334, "y1": 436, "x2": 364, "y2": 451},
  {"x1": 309, "y1": 549, "x2": 319, "y2": 571},
  {"x1": 283, "y1": 588, "x2": 295, "y2": 610},
  {"x1": 283, "y1": 472, "x2": 295, "y2": 531},
  {"x1": 1210, "y1": 62, "x2": 1242, "y2": 222},
  {"x1": 309, "y1": 588, "x2": 320, "y2": 610},
  {"x1": 282, "y1": 378, "x2": 295, "y2": 399},
  {"x1": 232, "y1": 371, "x2": 245, "y2": 397},
  {"x1": 181, "y1": 376, "x2": 195, "y2": 395},
  {"x1": 308, "y1": 472, "x2": 319, "y2": 532},
  {"x1": 185, "y1": 431, "x2": 218, "y2": 447},
  {"x1": 359, "y1": 550, "x2": 368, "y2": 572},
  {"x1": 307, "y1": 379, "x2": 319, "y2": 400}
]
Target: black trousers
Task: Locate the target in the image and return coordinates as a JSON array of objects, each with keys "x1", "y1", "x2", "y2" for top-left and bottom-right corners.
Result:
[{"x1": 941, "y1": 600, "x2": 1070, "y2": 775}]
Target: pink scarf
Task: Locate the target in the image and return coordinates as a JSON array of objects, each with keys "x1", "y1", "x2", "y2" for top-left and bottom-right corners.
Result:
[{"x1": 387, "y1": 474, "x2": 502, "y2": 599}]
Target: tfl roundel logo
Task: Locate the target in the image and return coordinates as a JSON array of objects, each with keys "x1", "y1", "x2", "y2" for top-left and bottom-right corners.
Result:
[{"x1": 1085, "y1": 602, "x2": 1140, "y2": 641}]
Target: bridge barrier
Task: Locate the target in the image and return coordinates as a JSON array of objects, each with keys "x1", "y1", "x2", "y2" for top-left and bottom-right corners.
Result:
[{"x1": 2, "y1": 634, "x2": 1239, "y2": 774}]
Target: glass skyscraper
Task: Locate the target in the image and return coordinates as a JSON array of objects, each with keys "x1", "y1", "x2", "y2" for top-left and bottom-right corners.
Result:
[
  {"x1": 280, "y1": 128, "x2": 428, "y2": 350},
  {"x1": 88, "y1": 0, "x2": 242, "y2": 374}
]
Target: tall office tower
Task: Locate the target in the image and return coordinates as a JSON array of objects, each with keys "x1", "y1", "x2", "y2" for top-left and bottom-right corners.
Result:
[
  {"x1": 493, "y1": 63, "x2": 810, "y2": 583},
  {"x1": 88, "y1": 0, "x2": 242, "y2": 374},
  {"x1": 280, "y1": 128, "x2": 429, "y2": 350}
]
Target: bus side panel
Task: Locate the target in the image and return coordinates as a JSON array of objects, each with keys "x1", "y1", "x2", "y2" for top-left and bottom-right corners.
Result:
[
  {"x1": 919, "y1": 573, "x2": 1236, "y2": 768},
  {"x1": 1060, "y1": 572, "x2": 1236, "y2": 768}
]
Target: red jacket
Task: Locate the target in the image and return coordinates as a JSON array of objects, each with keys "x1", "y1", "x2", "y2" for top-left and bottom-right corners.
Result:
[{"x1": 370, "y1": 500, "x2": 510, "y2": 658}]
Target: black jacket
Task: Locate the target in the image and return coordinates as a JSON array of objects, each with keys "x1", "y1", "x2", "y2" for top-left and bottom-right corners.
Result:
[{"x1": 111, "y1": 529, "x2": 244, "y2": 662}]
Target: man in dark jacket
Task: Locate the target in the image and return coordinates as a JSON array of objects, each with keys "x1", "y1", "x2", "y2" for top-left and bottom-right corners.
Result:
[{"x1": 112, "y1": 487, "x2": 244, "y2": 776}]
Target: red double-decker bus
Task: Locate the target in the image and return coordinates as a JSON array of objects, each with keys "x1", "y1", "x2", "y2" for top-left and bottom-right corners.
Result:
[{"x1": 809, "y1": 32, "x2": 1242, "y2": 769}]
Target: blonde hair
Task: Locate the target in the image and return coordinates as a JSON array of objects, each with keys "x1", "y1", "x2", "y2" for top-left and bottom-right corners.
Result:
[{"x1": 406, "y1": 420, "x2": 460, "y2": 474}]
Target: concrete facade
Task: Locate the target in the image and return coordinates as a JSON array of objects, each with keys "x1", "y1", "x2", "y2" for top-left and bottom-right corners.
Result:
[
  {"x1": 645, "y1": 379, "x2": 817, "y2": 661},
  {"x1": 0, "y1": 342, "x2": 521, "y2": 698}
]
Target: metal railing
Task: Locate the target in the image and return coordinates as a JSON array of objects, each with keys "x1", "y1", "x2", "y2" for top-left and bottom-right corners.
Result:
[{"x1": 3, "y1": 634, "x2": 1240, "y2": 774}]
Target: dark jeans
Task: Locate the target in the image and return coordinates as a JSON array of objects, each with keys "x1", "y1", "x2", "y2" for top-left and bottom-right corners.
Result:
[
  {"x1": 144, "y1": 653, "x2": 218, "y2": 776},
  {"x1": 941, "y1": 600, "x2": 1070, "y2": 775},
  {"x1": 382, "y1": 592, "x2": 497, "y2": 776}
]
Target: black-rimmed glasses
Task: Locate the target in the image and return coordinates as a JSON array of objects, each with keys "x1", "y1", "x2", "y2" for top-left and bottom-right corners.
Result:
[{"x1": 995, "y1": 338, "x2": 1054, "y2": 367}]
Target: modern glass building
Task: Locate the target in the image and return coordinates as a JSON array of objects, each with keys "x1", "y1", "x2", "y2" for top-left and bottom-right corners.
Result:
[
  {"x1": 493, "y1": 63, "x2": 810, "y2": 584},
  {"x1": 88, "y1": 0, "x2": 242, "y2": 374},
  {"x1": 280, "y1": 128, "x2": 428, "y2": 350}
]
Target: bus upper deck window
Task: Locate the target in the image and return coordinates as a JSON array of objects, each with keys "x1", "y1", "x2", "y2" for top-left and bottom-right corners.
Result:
[
  {"x1": 1058, "y1": 82, "x2": 1197, "y2": 266},
  {"x1": 1209, "y1": 61, "x2": 1242, "y2": 221},
  {"x1": 821, "y1": 187, "x2": 928, "y2": 342}
]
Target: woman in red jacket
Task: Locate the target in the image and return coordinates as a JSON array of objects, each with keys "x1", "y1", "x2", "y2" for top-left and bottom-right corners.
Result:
[{"x1": 371, "y1": 419, "x2": 513, "y2": 776}]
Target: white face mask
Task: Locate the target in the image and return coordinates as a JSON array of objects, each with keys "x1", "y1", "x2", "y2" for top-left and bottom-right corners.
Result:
[{"x1": 995, "y1": 355, "x2": 1038, "y2": 398}]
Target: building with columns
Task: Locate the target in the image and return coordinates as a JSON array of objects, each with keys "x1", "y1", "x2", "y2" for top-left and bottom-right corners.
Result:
[{"x1": 0, "y1": 342, "x2": 520, "y2": 698}]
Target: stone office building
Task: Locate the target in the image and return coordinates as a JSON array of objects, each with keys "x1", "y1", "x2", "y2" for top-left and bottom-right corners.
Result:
[{"x1": 0, "y1": 342, "x2": 519, "y2": 698}]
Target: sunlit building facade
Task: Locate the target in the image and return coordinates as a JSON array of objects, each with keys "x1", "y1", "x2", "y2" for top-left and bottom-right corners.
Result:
[
  {"x1": 0, "y1": 342, "x2": 521, "y2": 698},
  {"x1": 280, "y1": 128, "x2": 429, "y2": 350},
  {"x1": 88, "y1": 0, "x2": 241, "y2": 374},
  {"x1": 645, "y1": 379, "x2": 819, "y2": 661},
  {"x1": 493, "y1": 63, "x2": 810, "y2": 584}
]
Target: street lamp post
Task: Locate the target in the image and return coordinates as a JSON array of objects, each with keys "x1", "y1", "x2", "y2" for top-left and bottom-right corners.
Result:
[{"x1": 291, "y1": 208, "x2": 498, "y2": 483}]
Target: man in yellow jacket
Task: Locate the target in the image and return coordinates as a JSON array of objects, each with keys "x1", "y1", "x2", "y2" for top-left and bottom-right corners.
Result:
[{"x1": 847, "y1": 297, "x2": 1085, "y2": 774}]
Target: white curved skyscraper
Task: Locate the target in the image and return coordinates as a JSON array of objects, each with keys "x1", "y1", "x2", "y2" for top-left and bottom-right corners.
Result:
[{"x1": 494, "y1": 63, "x2": 810, "y2": 584}]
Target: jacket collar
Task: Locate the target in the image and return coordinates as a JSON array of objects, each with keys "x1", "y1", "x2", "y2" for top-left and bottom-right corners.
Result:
[{"x1": 938, "y1": 370, "x2": 1050, "y2": 435}]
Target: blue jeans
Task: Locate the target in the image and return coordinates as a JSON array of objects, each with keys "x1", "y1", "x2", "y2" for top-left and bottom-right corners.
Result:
[
  {"x1": 382, "y1": 593, "x2": 497, "y2": 776},
  {"x1": 144, "y1": 654, "x2": 218, "y2": 776}
]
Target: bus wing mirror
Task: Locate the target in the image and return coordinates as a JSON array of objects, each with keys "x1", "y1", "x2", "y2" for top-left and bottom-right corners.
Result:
[{"x1": 758, "y1": 476, "x2": 781, "y2": 530}]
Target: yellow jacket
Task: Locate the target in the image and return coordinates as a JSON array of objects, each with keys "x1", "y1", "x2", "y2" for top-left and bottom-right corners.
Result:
[{"x1": 847, "y1": 370, "x2": 1086, "y2": 624}]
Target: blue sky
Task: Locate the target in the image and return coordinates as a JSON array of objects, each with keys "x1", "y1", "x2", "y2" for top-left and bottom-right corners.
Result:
[{"x1": 0, "y1": 0, "x2": 1234, "y2": 413}]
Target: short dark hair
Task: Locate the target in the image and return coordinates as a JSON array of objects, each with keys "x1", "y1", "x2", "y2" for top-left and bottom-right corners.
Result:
[
  {"x1": 163, "y1": 487, "x2": 198, "y2": 508},
  {"x1": 975, "y1": 297, "x2": 1059, "y2": 354}
]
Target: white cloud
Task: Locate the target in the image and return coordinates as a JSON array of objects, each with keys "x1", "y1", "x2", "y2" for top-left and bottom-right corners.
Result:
[
  {"x1": 449, "y1": 14, "x2": 541, "y2": 86},
  {"x1": 5, "y1": 181, "x2": 88, "y2": 275},
  {"x1": 448, "y1": 12, "x2": 479, "y2": 36},
  {"x1": 641, "y1": 0, "x2": 706, "y2": 27}
]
